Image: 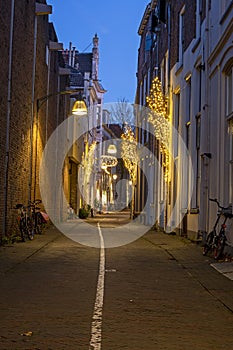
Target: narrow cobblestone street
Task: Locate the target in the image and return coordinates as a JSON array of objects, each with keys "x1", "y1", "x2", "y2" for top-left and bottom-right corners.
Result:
[{"x1": 0, "y1": 213, "x2": 233, "y2": 349}]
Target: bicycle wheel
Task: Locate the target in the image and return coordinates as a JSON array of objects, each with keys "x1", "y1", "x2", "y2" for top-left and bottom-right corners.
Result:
[
  {"x1": 35, "y1": 212, "x2": 43, "y2": 234},
  {"x1": 26, "y1": 217, "x2": 34, "y2": 240},
  {"x1": 203, "y1": 231, "x2": 214, "y2": 256},
  {"x1": 19, "y1": 220, "x2": 27, "y2": 242},
  {"x1": 213, "y1": 233, "x2": 226, "y2": 260}
]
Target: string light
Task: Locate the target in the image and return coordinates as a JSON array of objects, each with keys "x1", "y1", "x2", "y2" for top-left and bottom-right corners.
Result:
[
  {"x1": 82, "y1": 141, "x2": 97, "y2": 186},
  {"x1": 146, "y1": 76, "x2": 170, "y2": 182},
  {"x1": 121, "y1": 125, "x2": 138, "y2": 185},
  {"x1": 101, "y1": 155, "x2": 118, "y2": 168}
]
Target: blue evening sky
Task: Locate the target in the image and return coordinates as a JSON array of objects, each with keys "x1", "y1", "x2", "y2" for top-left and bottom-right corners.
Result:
[{"x1": 48, "y1": 0, "x2": 149, "y2": 103}]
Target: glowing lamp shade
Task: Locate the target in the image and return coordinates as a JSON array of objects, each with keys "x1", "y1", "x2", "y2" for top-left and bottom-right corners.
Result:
[
  {"x1": 72, "y1": 100, "x2": 87, "y2": 116},
  {"x1": 107, "y1": 144, "x2": 117, "y2": 154},
  {"x1": 113, "y1": 174, "x2": 118, "y2": 180}
]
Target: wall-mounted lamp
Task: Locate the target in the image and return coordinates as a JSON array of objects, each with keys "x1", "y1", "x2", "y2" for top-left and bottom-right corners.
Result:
[
  {"x1": 201, "y1": 153, "x2": 212, "y2": 159},
  {"x1": 72, "y1": 99, "x2": 87, "y2": 116}
]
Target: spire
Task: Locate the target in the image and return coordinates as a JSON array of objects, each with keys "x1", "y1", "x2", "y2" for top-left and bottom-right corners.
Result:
[
  {"x1": 93, "y1": 33, "x2": 99, "y2": 48},
  {"x1": 92, "y1": 33, "x2": 99, "y2": 80}
]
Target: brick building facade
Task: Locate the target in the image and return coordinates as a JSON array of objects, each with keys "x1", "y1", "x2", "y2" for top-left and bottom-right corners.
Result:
[{"x1": 0, "y1": 0, "x2": 69, "y2": 238}]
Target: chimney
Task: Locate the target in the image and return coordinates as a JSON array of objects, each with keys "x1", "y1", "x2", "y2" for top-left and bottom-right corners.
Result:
[
  {"x1": 68, "y1": 42, "x2": 72, "y2": 66},
  {"x1": 72, "y1": 47, "x2": 76, "y2": 67}
]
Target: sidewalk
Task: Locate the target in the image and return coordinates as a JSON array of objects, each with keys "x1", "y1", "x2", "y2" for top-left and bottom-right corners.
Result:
[
  {"x1": 211, "y1": 261, "x2": 233, "y2": 280},
  {"x1": 0, "y1": 225, "x2": 62, "y2": 275}
]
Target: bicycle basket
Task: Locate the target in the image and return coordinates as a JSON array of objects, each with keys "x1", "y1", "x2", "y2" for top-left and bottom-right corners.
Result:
[
  {"x1": 40, "y1": 212, "x2": 49, "y2": 223},
  {"x1": 223, "y1": 205, "x2": 233, "y2": 218}
]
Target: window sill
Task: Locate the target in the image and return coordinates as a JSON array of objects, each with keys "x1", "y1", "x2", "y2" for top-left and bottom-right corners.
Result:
[
  {"x1": 190, "y1": 208, "x2": 199, "y2": 214},
  {"x1": 192, "y1": 37, "x2": 201, "y2": 53},
  {"x1": 175, "y1": 63, "x2": 183, "y2": 77}
]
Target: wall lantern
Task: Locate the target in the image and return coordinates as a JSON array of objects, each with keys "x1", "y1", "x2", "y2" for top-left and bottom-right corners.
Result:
[{"x1": 72, "y1": 99, "x2": 87, "y2": 116}]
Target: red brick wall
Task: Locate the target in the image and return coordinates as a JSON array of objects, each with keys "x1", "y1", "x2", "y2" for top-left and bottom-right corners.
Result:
[{"x1": 0, "y1": 0, "x2": 66, "y2": 237}]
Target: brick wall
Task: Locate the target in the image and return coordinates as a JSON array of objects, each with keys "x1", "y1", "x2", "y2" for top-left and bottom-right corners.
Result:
[
  {"x1": 0, "y1": 0, "x2": 66, "y2": 238},
  {"x1": 0, "y1": 1, "x2": 11, "y2": 231}
]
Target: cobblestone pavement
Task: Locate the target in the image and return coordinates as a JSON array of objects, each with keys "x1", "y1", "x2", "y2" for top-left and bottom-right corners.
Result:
[{"x1": 0, "y1": 217, "x2": 233, "y2": 350}]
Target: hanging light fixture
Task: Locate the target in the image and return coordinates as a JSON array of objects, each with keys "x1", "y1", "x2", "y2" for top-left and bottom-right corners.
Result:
[
  {"x1": 72, "y1": 99, "x2": 87, "y2": 116},
  {"x1": 101, "y1": 155, "x2": 118, "y2": 168},
  {"x1": 107, "y1": 144, "x2": 117, "y2": 154},
  {"x1": 71, "y1": 91, "x2": 87, "y2": 116}
]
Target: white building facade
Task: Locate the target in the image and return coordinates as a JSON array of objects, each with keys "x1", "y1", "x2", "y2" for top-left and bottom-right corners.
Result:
[{"x1": 136, "y1": 0, "x2": 233, "y2": 242}]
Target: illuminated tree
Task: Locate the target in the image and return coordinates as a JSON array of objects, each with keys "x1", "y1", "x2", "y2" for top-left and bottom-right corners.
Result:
[
  {"x1": 81, "y1": 141, "x2": 97, "y2": 206},
  {"x1": 121, "y1": 125, "x2": 138, "y2": 217},
  {"x1": 146, "y1": 76, "x2": 170, "y2": 181},
  {"x1": 121, "y1": 125, "x2": 138, "y2": 185}
]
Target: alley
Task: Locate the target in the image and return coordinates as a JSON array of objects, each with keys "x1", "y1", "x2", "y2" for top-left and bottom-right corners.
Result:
[{"x1": 0, "y1": 216, "x2": 233, "y2": 350}]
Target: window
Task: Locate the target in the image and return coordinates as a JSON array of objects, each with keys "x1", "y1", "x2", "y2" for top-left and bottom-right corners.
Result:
[
  {"x1": 139, "y1": 82, "x2": 143, "y2": 106},
  {"x1": 172, "y1": 90, "x2": 181, "y2": 209},
  {"x1": 196, "y1": 116, "x2": 201, "y2": 208},
  {"x1": 196, "y1": 0, "x2": 202, "y2": 38},
  {"x1": 165, "y1": 51, "x2": 169, "y2": 94},
  {"x1": 225, "y1": 63, "x2": 233, "y2": 206},
  {"x1": 222, "y1": 0, "x2": 232, "y2": 13},
  {"x1": 179, "y1": 6, "x2": 185, "y2": 64},
  {"x1": 173, "y1": 91, "x2": 180, "y2": 157},
  {"x1": 195, "y1": 64, "x2": 202, "y2": 115},
  {"x1": 147, "y1": 68, "x2": 151, "y2": 95},
  {"x1": 226, "y1": 66, "x2": 233, "y2": 116},
  {"x1": 160, "y1": 58, "x2": 165, "y2": 90},
  {"x1": 45, "y1": 45, "x2": 49, "y2": 66},
  {"x1": 143, "y1": 75, "x2": 147, "y2": 105},
  {"x1": 229, "y1": 120, "x2": 233, "y2": 204},
  {"x1": 185, "y1": 76, "x2": 192, "y2": 123}
]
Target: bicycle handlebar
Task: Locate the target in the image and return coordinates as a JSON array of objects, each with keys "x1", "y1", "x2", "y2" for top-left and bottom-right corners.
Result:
[
  {"x1": 30, "y1": 199, "x2": 42, "y2": 204},
  {"x1": 209, "y1": 198, "x2": 231, "y2": 211}
]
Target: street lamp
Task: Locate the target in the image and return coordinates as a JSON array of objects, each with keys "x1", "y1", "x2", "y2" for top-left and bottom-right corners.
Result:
[{"x1": 72, "y1": 99, "x2": 87, "y2": 116}]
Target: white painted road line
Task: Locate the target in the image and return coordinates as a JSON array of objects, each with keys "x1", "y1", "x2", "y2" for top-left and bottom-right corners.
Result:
[{"x1": 89, "y1": 223, "x2": 105, "y2": 350}]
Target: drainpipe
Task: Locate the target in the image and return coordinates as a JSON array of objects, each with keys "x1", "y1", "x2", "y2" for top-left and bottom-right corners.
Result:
[
  {"x1": 3, "y1": 0, "x2": 15, "y2": 238},
  {"x1": 33, "y1": 40, "x2": 63, "y2": 203},
  {"x1": 165, "y1": 0, "x2": 171, "y2": 232},
  {"x1": 204, "y1": 0, "x2": 211, "y2": 234}
]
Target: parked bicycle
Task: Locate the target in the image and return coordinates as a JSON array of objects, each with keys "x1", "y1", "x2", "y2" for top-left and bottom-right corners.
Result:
[
  {"x1": 28, "y1": 199, "x2": 44, "y2": 235},
  {"x1": 203, "y1": 198, "x2": 233, "y2": 259},
  {"x1": 14, "y1": 203, "x2": 34, "y2": 242}
]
